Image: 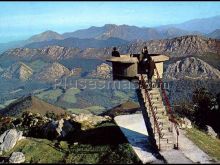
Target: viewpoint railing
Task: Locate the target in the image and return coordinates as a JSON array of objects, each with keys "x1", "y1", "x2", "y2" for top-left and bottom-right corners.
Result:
[
  {"x1": 155, "y1": 66, "x2": 179, "y2": 149},
  {"x1": 140, "y1": 74, "x2": 162, "y2": 149}
]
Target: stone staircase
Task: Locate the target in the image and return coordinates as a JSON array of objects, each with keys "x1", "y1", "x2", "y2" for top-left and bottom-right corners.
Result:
[{"x1": 139, "y1": 76, "x2": 175, "y2": 151}]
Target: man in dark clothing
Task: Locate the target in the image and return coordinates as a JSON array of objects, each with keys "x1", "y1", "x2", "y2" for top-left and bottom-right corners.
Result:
[
  {"x1": 146, "y1": 57, "x2": 156, "y2": 90},
  {"x1": 139, "y1": 46, "x2": 155, "y2": 90},
  {"x1": 139, "y1": 46, "x2": 149, "y2": 62},
  {"x1": 139, "y1": 46, "x2": 150, "y2": 74},
  {"x1": 112, "y1": 47, "x2": 120, "y2": 57}
]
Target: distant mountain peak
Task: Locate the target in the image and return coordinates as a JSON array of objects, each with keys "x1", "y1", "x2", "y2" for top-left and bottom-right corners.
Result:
[
  {"x1": 27, "y1": 30, "x2": 64, "y2": 43},
  {"x1": 104, "y1": 24, "x2": 117, "y2": 27},
  {"x1": 42, "y1": 30, "x2": 58, "y2": 34},
  {"x1": 207, "y1": 29, "x2": 220, "y2": 39}
]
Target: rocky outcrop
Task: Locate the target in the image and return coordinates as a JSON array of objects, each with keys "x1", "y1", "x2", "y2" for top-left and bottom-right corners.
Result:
[
  {"x1": 206, "y1": 125, "x2": 217, "y2": 138},
  {"x1": 1, "y1": 62, "x2": 33, "y2": 81},
  {"x1": 89, "y1": 63, "x2": 112, "y2": 79},
  {"x1": 71, "y1": 113, "x2": 111, "y2": 130},
  {"x1": 43, "y1": 119, "x2": 75, "y2": 139},
  {"x1": 69, "y1": 67, "x2": 82, "y2": 77},
  {"x1": 0, "y1": 129, "x2": 25, "y2": 154},
  {"x1": 9, "y1": 152, "x2": 25, "y2": 163},
  {"x1": 179, "y1": 117, "x2": 192, "y2": 129},
  {"x1": 34, "y1": 62, "x2": 70, "y2": 82},
  {"x1": 1, "y1": 46, "x2": 81, "y2": 60},
  {"x1": 164, "y1": 57, "x2": 220, "y2": 80}
]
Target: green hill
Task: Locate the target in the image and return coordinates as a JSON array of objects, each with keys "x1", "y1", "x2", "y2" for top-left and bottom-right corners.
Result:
[{"x1": 0, "y1": 95, "x2": 66, "y2": 117}]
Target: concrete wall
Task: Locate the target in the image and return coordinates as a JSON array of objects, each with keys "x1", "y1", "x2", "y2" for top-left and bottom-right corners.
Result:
[{"x1": 154, "y1": 62, "x2": 163, "y2": 79}]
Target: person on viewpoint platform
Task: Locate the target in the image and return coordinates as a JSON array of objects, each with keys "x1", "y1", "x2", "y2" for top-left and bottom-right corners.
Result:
[
  {"x1": 139, "y1": 46, "x2": 156, "y2": 90},
  {"x1": 112, "y1": 47, "x2": 120, "y2": 57}
]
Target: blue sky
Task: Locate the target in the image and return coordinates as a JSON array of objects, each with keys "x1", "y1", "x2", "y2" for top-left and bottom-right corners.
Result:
[{"x1": 1, "y1": 1, "x2": 220, "y2": 43}]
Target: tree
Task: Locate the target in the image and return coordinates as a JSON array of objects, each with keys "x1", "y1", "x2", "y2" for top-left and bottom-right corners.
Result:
[{"x1": 192, "y1": 88, "x2": 217, "y2": 130}]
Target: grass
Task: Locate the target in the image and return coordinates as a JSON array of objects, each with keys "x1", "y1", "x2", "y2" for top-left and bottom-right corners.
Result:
[
  {"x1": 186, "y1": 127, "x2": 220, "y2": 161},
  {"x1": 84, "y1": 106, "x2": 105, "y2": 115},
  {"x1": 61, "y1": 88, "x2": 81, "y2": 104},
  {"x1": 3, "y1": 99, "x2": 17, "y2": 106},
  {"x1": 114, "y1": 91, "x2": 130, "y2": 104},
  {"x1": 36, "y1": 89, "x2": 63, "y2": 101},
  {"x1": 32, "y1": 88, "x2": 48, "y2": 94},
  {"x1": 3, "y1": 138, "x2": 65, "y2": 163},
  {"x1": 0, "y1": 99, "x2": 18, "y2": 111},
  {"x1": 67, "y1": 106, "x2": 105, "y2": 115}
]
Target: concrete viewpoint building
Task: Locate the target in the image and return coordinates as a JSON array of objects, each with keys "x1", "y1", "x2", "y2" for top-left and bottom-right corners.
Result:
[{"x1": 106, "y1": 54, "x2": 169, "y2": 81}]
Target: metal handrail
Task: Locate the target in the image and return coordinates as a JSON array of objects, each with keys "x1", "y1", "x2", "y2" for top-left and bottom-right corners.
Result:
[
  {"x1": 140, "y1": 74, "x2": 162, "y2": 139},
  {"x1": 154, "y1": 67, "x2": 179, "y2": 146}
]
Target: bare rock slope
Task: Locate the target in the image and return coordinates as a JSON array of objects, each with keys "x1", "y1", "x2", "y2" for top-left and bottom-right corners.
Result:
[
  {"x1": 34, "y1": 62, "x2": 70, "y2": 82},
  {"x1": 164, "y1": 57, "x2": 220, "y2": 80},
  {"x1": 1, "y1": 62, "x2": 33, "y2": 81}
]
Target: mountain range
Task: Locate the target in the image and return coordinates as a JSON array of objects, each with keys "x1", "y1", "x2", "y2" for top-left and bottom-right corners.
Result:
[
  {"x1": 1, "y1": 35, "x2": 219, "y2": 61},
  {"x1": 1, "y1": 15, "x2": 220, "y2": 53},
  {"x1": 24, "y1": 37, "x2": 129, "y2": 49},
  {"x1": 156, "y1": 15, "x2": 220, "y2": 34},
  {"x1": 62, "y1": 24, "x2": 196, "y2": 41}
]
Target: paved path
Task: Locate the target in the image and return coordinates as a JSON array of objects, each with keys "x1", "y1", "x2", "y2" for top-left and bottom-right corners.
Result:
[
  {"x1": 114, "y1": 114, "x2": 214, "y2": 164},
  {"x1": 114, "y1": 114, "x2": 162, "y2": 164},
  {"x1": 176, "y1": 129, "x2": 215, "y2": 163}
]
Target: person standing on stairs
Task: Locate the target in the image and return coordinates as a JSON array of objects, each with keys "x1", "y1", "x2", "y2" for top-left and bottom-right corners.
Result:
[
  {"x1": 147, "y1": 55, "x2": 156, "y2": 90},
  {"x1": 139, "y1": 46, "x2": 156, "y2": 90}
]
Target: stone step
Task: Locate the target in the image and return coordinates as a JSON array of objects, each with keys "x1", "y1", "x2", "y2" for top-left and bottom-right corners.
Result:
[
  {"x1": 155, "y1": 139, "x2": 173, "y2": 146},
  {"x1": 158, "y1": 125, "x2": 172, "y2": 131},
  {"x1": 151, "y1": 97, "x2": 163, "y2": 102},
  {"x1": 149, "y1": 92, "x2": 161, "y2": 97},
  {"x1": 155, "y1": 108, "x2": 167, "y2": 113},
  {"x1": 158, "y1": 144, "x2": 174, "y2": 151},
  {"x1": 150, "y1": 117, "x2": 169, "y2": 125},
  {"x1": 160, "y1": 129, "x2": 173, "y2": 136},
  {"x1": 155, "y1": 113, "x2": 168, "y2": 119},
  {"x1": 148, "y1": 92, "x2": 161, "y2": 97},
  {"x1": 146, "y1": 108, "x2": 165, "y2": 117},
  {"x1": 151, "y1": 121, "x2": 166, "y2": 128},
  {"x1": 151, "y1": 102, "x2": 164, "y2": 107},
  {"x1": 156, "y1": 118, "x2": 170, "y2": 124},
  {"x1": 150, "y1": 98, "x2": 163, "y2": 104},
  {"x1": 145, "y1": 103, "x2": 165, "y2": 110},
  {"x1": 156, "y1": 133, "x2": 173, "y2": 140}
]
